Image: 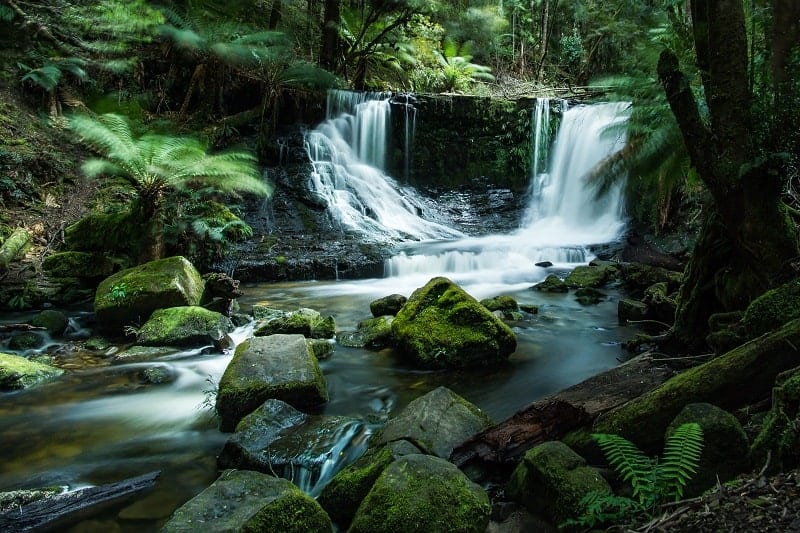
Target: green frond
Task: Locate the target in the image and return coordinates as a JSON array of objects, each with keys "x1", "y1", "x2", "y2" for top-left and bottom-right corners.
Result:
[
  {"x1": 159, "y1": 25, "x2": 207, "y2": 52},
  {"x1": 21, "y1": 65, "x2": 62, "y2": 92},
  {"x1": 593, "y1": 432, "x2": 654, "y2": 504},
  {"x1": 658, "y1": 422, "x2": 704, "y2": 501},
  {"x1": 81, "y1": 158, "x2": 124, "y2": 178},
  {"x1": 279, "y1": 62, "x2": 340, "y2": 91},
  {"x1": 69, "y1": 113, "x2": 140, "y2": 170}
]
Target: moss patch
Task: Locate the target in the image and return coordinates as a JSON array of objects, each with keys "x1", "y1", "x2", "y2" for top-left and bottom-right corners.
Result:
[
  {"x1": 743, "y1": 277, "x2": 800, "y2": 338},
  {"x1": 136, "y1": 306, "x2": 234, "y2": 347},
  {"x1": 0, "y1": 352, "x2": 63, "y2": 391}
]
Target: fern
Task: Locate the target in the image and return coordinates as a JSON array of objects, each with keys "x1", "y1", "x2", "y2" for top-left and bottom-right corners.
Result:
[
  {"x1": 658, "y1": 422, "x2": 704, "y2": 501},
  {"x1": 594, "y1": 431, "x2": 654, "y2": 506},
  {"x1": 561, "y1": 491, "x2": 643, "y2": 529}
]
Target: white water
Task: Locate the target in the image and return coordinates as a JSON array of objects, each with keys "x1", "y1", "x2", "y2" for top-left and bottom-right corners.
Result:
[{"x1": 305, "y1": 90, "x2": 463, "y2": 241}]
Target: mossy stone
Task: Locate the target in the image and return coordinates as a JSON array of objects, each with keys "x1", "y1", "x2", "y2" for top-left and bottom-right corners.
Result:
[
  {"x1": 564, "y1": 265, "x2": 615, "y2": 288},
  {"x1": 136, "y1": 306, "x2": 234, "y2": 347},
  {"x1": 618, "y1": 298, "x2": 647, "y2": 324},
  {"x1": 8, "y1": 332, "x2": 45, "y2": 350},
  {"x1": 618, "y1": 262, "x2": 682, "y2": 297},
  {"x1": 0, "y1": 352, "x2": 63, "y2": 390},
  {"x1": 254, "y1": 308, "x2": 336, "y2": 340},
  {"x1": 369, "y1": 294, "x2": 407, "y2": 317},
  {"x1": 743, "y1": 277, "x2": 800, "y2": 338},
  {"x1": 338, "y1": 316, "x2": 394, "y2": 350},
  {"x1": 480, "y1": 295, "x2": 519, "y2": 312},
  {"x1": 574, "y1": 287, "x2": 605, "y2": 305},
  {"x1": 532, "y1": 274, "x2": 568, "y2": 293},
  {"x1": 307, "y1": 338, "x2": 335, "y2": 360},
  {"x1": 42, "y1": 251, "x2": 115, "y2": 279},
  {"x1": 30, "y1": 310, "x2": 68, "y2": 335},
  {"x1": 64, "y1": 209, "x2": 142, "y2": 257},
  {"x1": 642, "y1": 282, "x2": 677, "y2": 323},
  {"x1": 349, "y1": 454, "x2": 490, "y2": 533},
  {"x1": 390, "y1": 277, "x2": 516, "y2": 369}
]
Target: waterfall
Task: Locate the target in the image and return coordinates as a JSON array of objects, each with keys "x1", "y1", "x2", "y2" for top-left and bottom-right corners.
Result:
[{"x1": 305, "y1": 90, "x2": 462, "y2": 241}]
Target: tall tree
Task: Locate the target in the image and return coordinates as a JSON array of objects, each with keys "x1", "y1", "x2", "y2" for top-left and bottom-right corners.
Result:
[{"x1": 658, "y1": 0, "x2": 799, "y2": 351}]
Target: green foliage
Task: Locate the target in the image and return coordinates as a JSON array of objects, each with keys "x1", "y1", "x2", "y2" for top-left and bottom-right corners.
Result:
[
  {"x1": 19, "y1": 58, "x2": 90, "y2": 93},
  {"x1": 432, "y1": 39, "x2": 494, "y2": 93},
  {"x1": 560, "y1": 491, "x2": 641, "y2": 530},
  {"x1": 109, "y1": 281, "x2": 136, "y2": 302}
]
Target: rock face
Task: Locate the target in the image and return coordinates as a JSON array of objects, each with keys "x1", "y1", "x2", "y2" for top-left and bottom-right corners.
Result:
[
  {"x1": 348, "y1": 454, "x2": 490, "y2": 533},
  {"x1": 216, "y1": 334, "x2": 328, "y2": 431},
  {"x1": 391, "y1": 277, "x2": 516, "y2": 369},
  {"x1": 507, "y1": 440, "x2": 612, "y2": 524},
  {"x1": 666, "y1": 403, "x2": 750, "y2": 495},
  {"x1": 135, "y1": 306, "x2": 234, "y2": 347},
  {"x1": 375, "y1": 386, "x2": 493, "y2": 459},
  {"x1": 161, "y1": 469, "x2": 332, "y2": 532},
  {"x1": 217, "y1": 399, "x2": 366, "y2": 494},
  {"x1": 337, "y1": 316, "x2": 394, "y2": 350},
  {"x1": 369, "y1": 294, "x2": 407, "y2": 317},
  {"x1": 94, "y1": 256, "x2": 204, "y2": 334},
  {"x1": 0, "y1": 353, "x2": 63, "y2": 391}
]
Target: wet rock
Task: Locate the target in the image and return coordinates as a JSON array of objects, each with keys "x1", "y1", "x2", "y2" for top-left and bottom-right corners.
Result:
[
  {"x1": 391, "y1": 277, "x2": 516, "y2": 369},
  {"x1": 534, "y1": 261, "x2": 553, "y2": 268},
  {"x1": 531, "y1": 274, "x2": 568, "y2": 293},
  {"x1": 254, "y1": 308, "x2": 335, "y2": 339},
  {"x1": 642, "y1": 281, "x2": 677, "y2": 323},
  {"x1": 216, "y1": 334, "x2": 328, "y2": 431},
  {"x1": 480, "y1": 295, "x2": 519, "y2": 312},
  {"x1": 618, "y1": 298, "x2": 647, "y2": 324},
  {"x1": 618, "y1": 262, "x2": 682, "y2": 298},
  {"x1": 0, "y1": 352, "x2": 63, "y2": 390},
  {"x1": 507, "y1": 440, "x2": 611, "y2": 524},
  {"x1": 110, "y1": 345, "x2": 178, "y2": 364},
  {"x1": 94, "y1": 256, "x2": 205, "y2": 335},
  {"x1": 307, "y1": 338, "x2": 335, "y2": 360},
  {"x1": 349, "y1": 454, "x2": 490, "y2": 533},
  {"x1": 519, "y1": 304, "x2": 539, "y2": 314},
  {"x1": 30, "y1": 310, "x2": 68, "y2": 336},
  {"x1": 251, "y1": 305, "x2": 285, "y2": 321},
  {"x1": 42, "y1": 251, "x2": 115, "y2": 280},
  {"x1": 139, "y1": 365, "x2": 177, "y2": 385},
  {"x1": 135, "y1": 306, "x2": 234, "y2": 347},
  {"x1": 218, "y1": 399, "x2": 366, "y2": 494},
  {"x1": 369, "y1": 294, "x2": 407, "y2": 317},
  {"x1": 338, "y1": 316, "x2": 394, "y2": 350},
  {"x1": 161, "y1": 469, "x2": 332, "y2": 532},
  {"x1": 574, "y1": 287, "x2": 605, "y2": 305},
  {"x1": 564, "y1": 264, "x2": 617, "y2": 288},
  {"x1": 8, "y1": 331, "x2": 45, "y2": 350},
  {"x1": 375, "y1": 386, "x2": 493, "y2": 459}
]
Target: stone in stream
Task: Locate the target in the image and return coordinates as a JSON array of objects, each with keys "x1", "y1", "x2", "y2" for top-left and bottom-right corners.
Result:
[
  {"x1": 390, "y1": 277, "x2": 516, "y2": 369},
  {"x1": 254, "y1": 307, "x2": 336, "y2": 339},
  {"x1": 531, "y1": 274, "x2": 568, "y2": 293},
  {"x1": 348, "y1": 454, "x2": 490, "y2": 533},
  {"x1": 218, "y1": 399, "x2": 367, "y2": 495},
  {"x1": 135, "y1": 306, "x2": 234, "y2": 347},
  {"x1": 369, "y1": 294, "x2": 407, "y2": 317},
  {"x1": 216, "y1": 334, "x2": 328, "y2": 432},
  {"x1": 564, "y1": 263, "x2": 618, "y2": 288},
  {"x1": 30, "y1": 310, "x2": 69, "y2": 336},
  {"x1": 161, "y1": 469, "x2": 332, "y2": 532},
  {"x1": 337, "y1": 316, "x2": 394, "y2": 350},
  {"x1": 0, "y1": 352, "x2": 63, "y2": 391},
  {"x1": 480, "y1": 295, "x2": 519, "y2": 312},
  {"x1": 94, "y1": 256, "x2": 205, "y2": 335}
]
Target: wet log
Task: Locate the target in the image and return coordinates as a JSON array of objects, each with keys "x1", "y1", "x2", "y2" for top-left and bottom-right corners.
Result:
[
  {"x1": 451, "y1": 355, "x2": 673, "y2": 467},
  {"x1": 0, "y1": 471, "x2": 160, "y2": 532}
]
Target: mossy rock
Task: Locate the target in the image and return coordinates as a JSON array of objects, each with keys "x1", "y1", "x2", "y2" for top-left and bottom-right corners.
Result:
[
  {"x1": 64, "y1": 209, "x2": 142, "y2": 257},
  {"x1": 216, "y1": 334, "x2": 328, "y2": 432},
  {"x1": 743, "y1": 277, "x2": 800, "y2": 338},
  {"x1": 594, "y1": 318, "x2": 800, "y2": 453},
  {"x1": 520, "y1": 304, "x2": 539, "y2": 314},
  {"x1": 0, "y1": 227, "x2": 30, "y2": 269},
  {"x1": 618, "y1": 298, "x2": 647, "y2": 324},
  {"x1": 307, "y1": 338, "x2": 335, "y2": 360},
  {"x1": 642, "y1": 282, "x2": 677, "y2": 324},
  {"x1": 30, "y1": 310, "x2": 68, "y2": 336},
  {"x1": 111, "y1": 345, "x2": 179, "y2": 364},
  {"x1": 136, "y1": 306, "x2": 234, "y2": 347},
  {"x1": 480, "y1": 295, "x2": 519, "y2": 312},
  {"x1": 338, "y1": 316, "x2": 394, "y2": 350},
  {"x1": 618, "y1": 262, "x2": 682, "y2": 298},
  {"x1": 42, "y1": 251, "x2": 115, "y2": 279},
  {"x1": 574, "y1": 287, "x2": 605, "y2": 305},
  {"x1": 161, "y1": 469, "x2": 332, "y2": 532},
  {"x1": 369, "y1": 294, "x2": 407, "y2": 317},
  {"x1": 750, "y1": 368, "x2": 800, "y2": 473},
  {"x1": 349, "y1": 454, "x2": 490, "y2": 533},
  {"x1": 666, "y1": 403, "x2": 750, "y2": 496},
  {"x1": 94, "y1": 256, "x2": 205, "y2": 334},
  {"x1": 0, "y1": 352, "x2": 63, "y2": 391},
  {"x1": 564, "y1": 264, "x2": 615, "y2": 289},
  {"x1": 252, "y1": 305, "x2": 285, "y2": 321},
  {"x1": 391, "y1": 277, "x2": 516, "y2": 369},
  {"x1": 532, "y1": 274, "x2": 568, "y2": 293},
  {"x1": 254, "y1": 308, "x2": 335, "y2": 340},
  {"x1": 507, "y1": 440, "x2": 611, "y2": 524},
  {"x1": 8, "y1": 331, "x2": 45, "y2": 350}
]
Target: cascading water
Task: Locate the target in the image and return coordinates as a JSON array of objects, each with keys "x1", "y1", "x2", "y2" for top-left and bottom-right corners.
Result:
[{"x1": 305, "y1": 90, "x2": 462, "y2": 241}]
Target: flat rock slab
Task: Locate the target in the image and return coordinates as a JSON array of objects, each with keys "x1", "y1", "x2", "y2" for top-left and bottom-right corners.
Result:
[{"x1": 216, "y1": 334, "x2": 328, "y2": 431}]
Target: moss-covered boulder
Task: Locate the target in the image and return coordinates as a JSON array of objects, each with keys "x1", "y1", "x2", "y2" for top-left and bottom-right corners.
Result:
[
  {"x1": 375, "y1": 386, "x2": 493, "y2": 458},
  {"x1": 0, "y1": 353, "x2": 63, "y2": 391},
  {"x1": 594, "y1": 318, "x2": 800, "y2": 453},
  {"x1": 370, "y1": 294, "x2": 407, "y2": 317},
  {"x1": 618, "y1": 262, "x2": 682, "y2": 298},
  {"x1": 307, "y1": 338, "x2": 334, "y2": 360},
  {"x1": 254, "y1": 308, "x2": 335, "y2": 339},
  {"x1": 349, "y1": 454, "x2": 490, "y2": 533},
  {"x1": 42, "y1": 251, "x2": 115, "y2": 279},
  {"x1": 391, "y1": 277, "x2": 516, "y2": 369},
  {"x1": 643, "y1": 282, "x2": 677, "y2": 324},
  {"x1": 64, "y1": 209, "x2": 142, "y2": 257},
  {"x1": 94, "y1": 256, "x2": 204, "y2": 334},
  {"x1": 743, "y1": 277, "x2": 800, "y2": 338},
  {"x1": 666, "y1": 403, "x2": 750, "y2": 495},
  {"x1": 161, "y1": 469, "x2": 332, "y2": 532},
  {"x1": 750, "y1": 368, "x2": 800, "y2": 473},
  {"x1": 618, "y1": 298, "x2": 647, "y2": 324},
  {"x1": 218, "y1": 399, "x2": 365, "y2": 493},
  {"x1": 507, "y1": 440, "x2": 612, "y2": 524},
  {"x1": 338, "y1": 316, "x2": 394, "y2": 350},
  {"x1": 532, "y1": 274, "x2": 568, "y2": 293},
  {"x1": 706, "y1": 311, "x2": 748, "y2": 354},
  {"x1": 574, "y1": 287, "x2": 605, "y2": 305},
  {"x1": 135, "y1": 306, "x2": 234, "y2": 347},
  {"x1": 216, "y1": 334, "x2": 328, "y2": 432},
  {"x1": 8, "y1": 332, "x2": 45, "y2": 350},
  {"x1": 480, "y1": 295, "x2": 519, "y2": 312},
  {"x1": 564, "y1": 264, "x2": 616, "y2": 289},
  {"x1": 0, "y1": 227, "x2": 30, "y2": 269},
  {"x1": 318, "y1": 441, "x2": 421, "y2": 528},
  {"x1": 30, "y1": 310, "x2": 68, "y2": 336}
]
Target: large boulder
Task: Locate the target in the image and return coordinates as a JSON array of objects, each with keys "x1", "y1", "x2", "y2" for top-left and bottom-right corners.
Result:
[
  {"x1": 349, "y1": 454, "x2": 490, "y2": 533},
  {"x1": 666, "y1": 403, "x2": 750, "y2": 496},
  {"x1": 217, "y1": 399, "x2": 366, "y2": 495},
  {"x1": 743, "y1": 277, "x2": 800, "y2": 338},
  {"x1": 337, "y1": 316, "x2": 394, "y2": 350},
  {"x1": 369, "y1": 294, "x2": 407, "y2": 317},
  {"x1": 94, "y1": 256, "x2": 204, "y2": 334},
  {"x1": 375, "y1": 386, "x2": 493, "y2": 459},
  {"x1": 216, "y1": 334, "x2": 328, "y2": 431},
  {"x1": 42, "y1": 251, "x2": 115, "y2": 280},
  {"x1": 161, "y1": 469, "x2": 332, "y2": 532},
  {"x1": 254, "y1": 308, "x2": 335, "y2": 339},
  {"x1": 0, "y1": 353, "x2": 63, "y2": 391},
  {"x1": 391, "y1": 277, "x2": 516, "y2": 369},
  {"x1": 30, "y1": 310, "x2": 68, "y2": 336},
  {"x1": 135, "y1": 306, "x2": 234, "y2": 347},
  {"x1": 507, "y1": 440, "x2": 612, "y2": 524}
]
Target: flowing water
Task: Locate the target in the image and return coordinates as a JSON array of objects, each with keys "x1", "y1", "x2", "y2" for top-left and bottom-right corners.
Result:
[{"x1": 0, "y1": 94, "x2": 634, "y2": 531}]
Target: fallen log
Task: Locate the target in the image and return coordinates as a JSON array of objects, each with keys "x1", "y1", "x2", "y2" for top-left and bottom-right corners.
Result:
[
  {"x1": 451, "y1": 355, "x2": 673, "y2": 467},
  {"x1": 0, "y1": 471, "x2": 160, "y2": 532}
]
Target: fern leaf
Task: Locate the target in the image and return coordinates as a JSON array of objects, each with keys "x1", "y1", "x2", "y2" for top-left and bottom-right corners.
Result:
[
  {"x1": 658, "y1": 422, "x2": 704, "y2": 501},
  {"x1": 593, "y1": 432, "x2": 653, "y2": 504}
]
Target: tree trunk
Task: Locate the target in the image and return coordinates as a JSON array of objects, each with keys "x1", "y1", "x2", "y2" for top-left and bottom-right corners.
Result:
[
  {"x1": 269, "y1": 0, "x2": 282, "y2": 29},
  {"x1": 320, "y1": 0, "x2": 340, "y2": 71}
]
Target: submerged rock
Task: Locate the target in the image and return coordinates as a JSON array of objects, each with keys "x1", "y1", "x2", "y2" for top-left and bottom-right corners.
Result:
[
  {"x1": 161, "y1": 469, "x2": 332, "y2": 532},
  {"x1": 531, "y1": 274, "x2": 568, "y2": 293},
  {"x1": 0, "y1": 352, "x2": 63, "y2": 391},
  {"x1": 369, "y1": 294, "x2": 407, "y2": 317},
  {"x1": 135, "y1": 306, "x2": 234, "y2": 347},
  {"x1": 349, "y1": 454, "x2": 490, "y2": 533},
  {"x1": 94, "y1": 256, "x2": 204, "y2": 334},
  {"x1": 216, "y1": 334, "x2": 328, "y2": 432},
  {"x1": 337, "y1": 316, "x2": 394, "y2": 350},
  {"x1": 391, "y1": 277, "x2": 516, "y2": 369}
]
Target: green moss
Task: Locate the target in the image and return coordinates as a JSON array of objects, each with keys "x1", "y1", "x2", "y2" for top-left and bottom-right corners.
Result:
[
  {"x1": 750, "y1": 370, "x2": 800, "y2": 473},
  {"x1": 0, "y1": 352, "x2": 63, "y2": 390},
  {"x1": 136, "y1": 306, "x2": 233, "y2": 347},
  {"x1": 479, "y1": 295, "x2": 518, "y2": 312},
  {"x1": 64, "y1": 209, "x2": 142, "y2": 258},
  {"x1": 30, "y1": 310, "x2": 68, "y2": 335},
  {"x1": 8, "y1": 332, "x2": 45, "y2": 350},
  {"x1": 564, "y1": 265, "x2": 615, "y2": 288},
  {"x1": 244, "y1": 491, "x2": 332, "y2": 533},
  {"x1": 743, "y1": 277, "x2": 800, "y2": 338},
  {"x1": 0, "y1": 227, "x2": 30, "y2": 268},
  {"x1": 42, "y1": 251, "x2": 115, "y2": 279},
  {"x1": 532, "y1": 274, "x2": 568, "y2": 293}
]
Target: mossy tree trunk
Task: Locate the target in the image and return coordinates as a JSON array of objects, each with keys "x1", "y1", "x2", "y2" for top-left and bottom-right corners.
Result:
[{"x1": 659, "y1": 0, "x2": 799, "y2": 351}]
